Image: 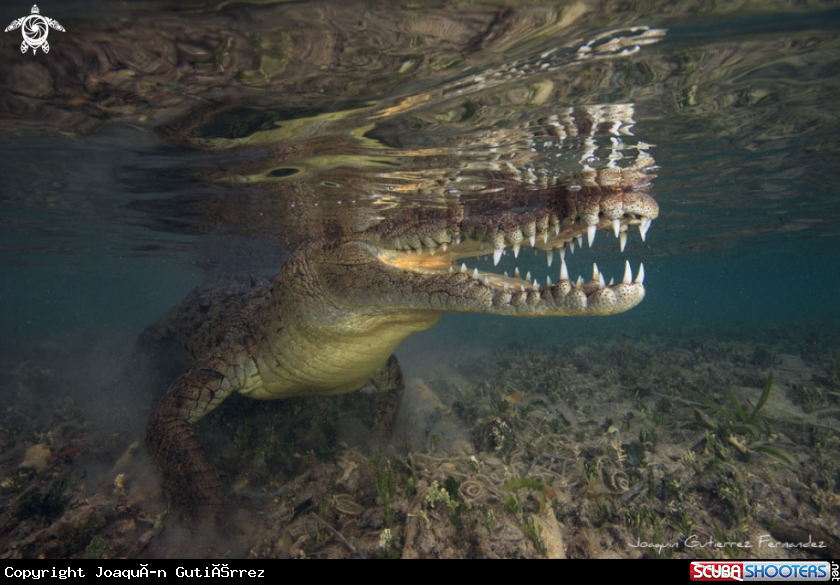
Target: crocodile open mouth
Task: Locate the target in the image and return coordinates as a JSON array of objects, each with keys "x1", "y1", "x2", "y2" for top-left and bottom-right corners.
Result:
[
  {"x1": 371, "y1": 193, "x2": 658, "y2": 314},
  {"x1": 378, "y1": 194, "x2": 659, "y2": 282}
]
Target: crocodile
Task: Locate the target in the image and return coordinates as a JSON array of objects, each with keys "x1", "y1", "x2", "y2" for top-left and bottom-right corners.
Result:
[
  {"x1": 135, "y1": 23, "x2": 665, "y2": 515},
  {"x1": 145, "y1": 157, "x2": 658, "y2": 514}
]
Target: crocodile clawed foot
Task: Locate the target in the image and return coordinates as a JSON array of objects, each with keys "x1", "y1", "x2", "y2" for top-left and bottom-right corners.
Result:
[{"x1": 146, "y1": 417, "x2": 226, "y2": 523}]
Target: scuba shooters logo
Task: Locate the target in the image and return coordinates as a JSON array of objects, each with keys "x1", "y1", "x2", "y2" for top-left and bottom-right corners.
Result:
[
  {"x1": 690, "y1": 561, "x2": 838, "y2": 582},
  {"x1": 5, "y1": 5, "x2": 65, "y2": 54}
]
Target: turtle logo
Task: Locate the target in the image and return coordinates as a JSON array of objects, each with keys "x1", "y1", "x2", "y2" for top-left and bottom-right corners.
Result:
[{"x1": 5, "y1": 5, "x2": 65, "y2": 55}]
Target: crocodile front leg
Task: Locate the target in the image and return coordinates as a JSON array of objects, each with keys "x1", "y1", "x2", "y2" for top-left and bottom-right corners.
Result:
[
  {"x1": 372, "y1": 354, "x2": 405, "y2": 434},
  {"x1": 146, "y1": 346, "x2": 245, "y2": 516}
]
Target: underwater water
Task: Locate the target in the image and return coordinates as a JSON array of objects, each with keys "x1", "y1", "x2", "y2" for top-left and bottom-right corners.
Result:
[{"x1": 0, "y1": 0, "x2": 839, "y2": 559}]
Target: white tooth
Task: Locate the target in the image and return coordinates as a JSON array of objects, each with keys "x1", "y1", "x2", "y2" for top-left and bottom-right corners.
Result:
[
  {"x1": 520, "y1": 285, "x2": 526, "y2": 293},
  {"x1": 543, "y1": 232, "x2": 549, "y2": 244},
  {"x1": 493, "y1": 248, "x2": 504, "y2": 266},
  {"x1": 429, "y1": 247, "x2": 435, "y2": 255},
  {"x1": 598, "y1": 273, "x2": 606, "y2": 287},
  {"x1": 619, "y1": 231, "x2": 627, "y2": 252},
  {"x1": 546, "y1": 249, "x2": 553, "y2": 267},
  {"x1": 526, "y1": 271, "x2": 532, "y2": 282},
  {"x1": 449, "y1": 266, "x2": 455, "y2": 274},
  {"x1": 609, "y1": 277, "x2": 614, "y2": 286},
  {"x1": 484, "y1": 276, "x2": 490, "y2": 286},
  {"x1": 529, "y1": 234, "x2": 536, "y2": 247},
  {"x1": 560, "y1": 259, "x2": 569, "y2": 281},
  {"x1": 441, "y1": 243, "x2": 448, "y2": 252},
  {"x1": 554, "y1": 225, "x2": 560, "y2": 236},
  {"x1": 533, "y1": 279, "x2": 539, "y2": 289},
  {"x1": 592, "y1": 263, "x2": 600, "y2": 281},
  {"x1": 461, "y1": 263, "x2": 467, "y2": 273},
  {"x1": 622, "y1": 260, "x2": 632, "y2": 284},
  {"x1": 473, "y1": 268, "x2": 480, "y2": 279},
  {"x1": 576, "y1": 275, "x2": 583, "y2": 286},
  {"x1": 577, "y1": 234, "x2": 584, "y2": 248},
  {"x1": 455, "y1": 236, "x2": 461, "y2": 245},
  {"x1": 587, "y1": 224, "x2": 597, "y2": 247},
  {"x1": 638, "y1": 218, "x2": 650, "y2": 242},
  {"x1": 504, "y1": 271, "x2": 509, "y2": 278},
  {"x1": 514, "y1": 267, "x2": 521, "y2": 278},
  {"x1": 513, "y1": 243, "x2": 521, "y2": 258},
  {"x1": 546, "y1": 276, "x2": 552, "y2": 287},
  {"x1": 570, "y1": 241, "x2": 576, "y2": 254},
  {"x1": 559, "y1": 248, "x2": 566, "y2": 262},
  {"x1": 612, "y1": 219, "x2": 621, "y2": 237},
  {"x1": 635, "y1": 262, "x2": 645, "y2": 284}
]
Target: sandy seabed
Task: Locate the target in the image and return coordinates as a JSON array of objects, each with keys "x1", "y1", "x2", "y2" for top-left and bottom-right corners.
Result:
[{"x1": 1, "y1": 326, "x2": 838, "y2": 559}]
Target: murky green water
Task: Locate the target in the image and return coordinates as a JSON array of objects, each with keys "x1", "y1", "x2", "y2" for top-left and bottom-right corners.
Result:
[
  {"x1": 1, "y1": 1, "x2": 839, "y2": 558},
  {"x1": 2, "y1": 1, "x2": 839, "y2": 344}
]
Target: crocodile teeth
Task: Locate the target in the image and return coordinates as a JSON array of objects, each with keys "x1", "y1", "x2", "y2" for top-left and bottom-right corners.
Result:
[
  {"x1": 576, "y1": 275, "x2": 584, "y2": 286},
  {"x1": 543, "y1": 232, "x2": 549, "y2": 244},
  {"x1": 612, "y1": 219, "x2": 621, "y2": 237},
  {"x1": 546, "y1": 276, "x2": 552, "y2": 287},
  {"x1": 559, "y1": 248, "x2": 566, "y2": 262},
  {"x1": 513, "y1": 243, "x2": 521, "y2": 258},
  {"x1": 592, "y1": 263, "x2": 600, "y2": 281},
  {"x1": 461, "y1": 263, "x2": 467, "y2": 273},
  {"x1": 514, "y1": 267, "x2": 521, "y2": 278},
  {"x1": 529, "y1": 234, "x2": 536, "y2": 248},
  {"x1": 546, "y1": 249, "x2": 553, "y2": 267},
  {"x1": 622, "y1": 260, "x2": 633, "y2": 284},
  {"x1": 484, "y1": 276, "x2": 490, "y2": 286},
  {"x1": 635, "y1": 262, "x2": 645, "y2": 284},
  {"x1": 560, "y1": 259, "x2": 569, "y2": 281},
  {"x1": 569, "y1": 241, "x2": 575, "y2": 254},
  {"x1": 577, "y1": 235, "x2": 584, "y2": 248},
  {"x1": 473, "y1": 268, "x2": 480, "y2": 279},
  {"x1": 587, "y1": 224, "x2": 597, "y2": 247},
  {"x1": 440, "y1": 243, "x2": 448, "y2": 252},
  {"x1": 493, "y1": 248, "x2": 504, "y2": 266},
  {"x1": 639, "y1": 217, "x2": 652, "y2": 242},
  {"x1": 620, "y1": 231, "x2": 627, "y2": 252},
  {"x1": 526, "y1": 271, "x2": 532, "y2": 282},
  {"x1": 598, "y1": 272, "x2": 606, "y2": 287}
]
